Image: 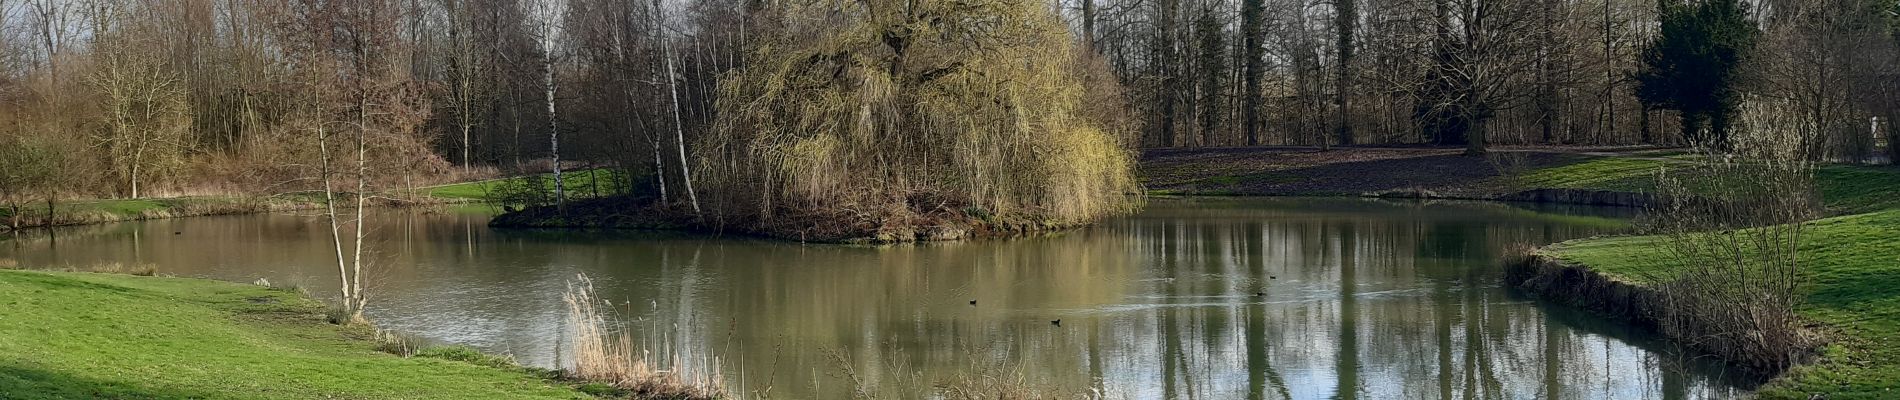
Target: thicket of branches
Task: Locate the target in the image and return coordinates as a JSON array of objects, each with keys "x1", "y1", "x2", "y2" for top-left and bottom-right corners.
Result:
[
  {"x1": 697, "y1": 0, "x2": 1140, "y2": 240},
  {"x1": 1642, "y1": 95, "x2": 1823, "y2": 376}
]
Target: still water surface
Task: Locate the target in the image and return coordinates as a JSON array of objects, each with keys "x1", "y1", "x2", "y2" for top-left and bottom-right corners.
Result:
[{"x1": 3, "y1": 198, "x2": 1748, "y2": 399}]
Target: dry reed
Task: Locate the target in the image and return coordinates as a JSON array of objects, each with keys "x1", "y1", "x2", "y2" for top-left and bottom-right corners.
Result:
[{"x1": 563, "y1": 274, "x2": 725, "y2": 399}]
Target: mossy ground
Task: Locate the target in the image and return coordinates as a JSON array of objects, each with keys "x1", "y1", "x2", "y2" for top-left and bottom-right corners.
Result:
[
  {"x1": 1545, "y1": 165, "x2": 1900, "y2": 399},
  {"x1": 0, "y1": 270, "x2": 591, "y2": 399}
]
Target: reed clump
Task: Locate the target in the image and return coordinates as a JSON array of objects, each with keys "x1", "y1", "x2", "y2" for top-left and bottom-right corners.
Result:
[
  {"x1": 49, "y1": 262, "x2": 160, "y2": 276},
  {"x1": 697, "y1": 0, "x2": 1140, "y2": 241},
  {"x1": 563, "y1": 274, "x2": 724, "y2": 399}
]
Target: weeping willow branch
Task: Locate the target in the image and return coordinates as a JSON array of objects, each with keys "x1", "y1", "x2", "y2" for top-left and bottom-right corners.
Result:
[{"x1": 696, "y1": 0, "x2": 1140, "y2": 240}]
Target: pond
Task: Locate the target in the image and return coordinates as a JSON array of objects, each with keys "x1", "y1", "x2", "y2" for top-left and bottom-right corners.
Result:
[{"x1": 2, "y1": 197, "x2": 1749, "y2": 398}]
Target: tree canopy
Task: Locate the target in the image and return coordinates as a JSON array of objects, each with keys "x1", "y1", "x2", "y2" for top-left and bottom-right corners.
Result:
[{"x1": 697, "y1": 0, "x2": 1140, "y2": 240}]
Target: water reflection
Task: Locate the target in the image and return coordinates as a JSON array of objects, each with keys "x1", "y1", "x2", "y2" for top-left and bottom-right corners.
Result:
[{"x1": 2, "y1": 198, "x2": 1746, "y2": 398}]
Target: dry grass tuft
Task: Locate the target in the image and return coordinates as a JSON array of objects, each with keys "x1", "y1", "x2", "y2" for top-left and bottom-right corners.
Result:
[
  {"x1": 933, "y1": 366, "x2": 1072, "y2": 400},
  {"x1": 53, "y1": 262, "x2": 159, "y2": 276},
  {"x1": 563, "y1": 274, "x2": 724, "y2": 399},
  {"x1": 374, "y1": 329, "x2": 428, "y2": 357}
]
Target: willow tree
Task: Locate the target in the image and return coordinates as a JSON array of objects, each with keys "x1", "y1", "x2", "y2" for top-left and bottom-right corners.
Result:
[{"x1": 698, "y1": 0, "x2": 1139, "y2": 240}]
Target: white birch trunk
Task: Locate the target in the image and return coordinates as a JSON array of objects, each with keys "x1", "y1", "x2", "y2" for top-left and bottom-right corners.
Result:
[
  {"x1": 547, "y1": 50, "x2": 563, "y2": 206},
  {"x1": 351, "y1": 98, "x2": 369, "y2": 318},
  {"x1": 318, "y1": 123, "x2": 352, "y2": 313},
  {"x1": 658, "y1": 5, "x2": 700, "y2": 214}
]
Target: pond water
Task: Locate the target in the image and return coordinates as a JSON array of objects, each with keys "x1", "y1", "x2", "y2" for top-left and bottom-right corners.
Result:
[{"x1": 2, "y1": 198, "x2": 1749, "y2": 399}]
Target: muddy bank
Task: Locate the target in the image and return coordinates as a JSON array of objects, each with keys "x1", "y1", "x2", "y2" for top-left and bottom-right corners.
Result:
[
  {"x1": 1504, "y1": 252, "x2": 1812, "y2": 385},
  {"x1": 1493, "y1": 188, "x2": 1658, "y2": 207},
  {"x1": 487, "y1": 196, "x2": 1081, "y2": 244},
  {"x1": 1504, "y1": 252, "x2": 1666, "y2": 329}
]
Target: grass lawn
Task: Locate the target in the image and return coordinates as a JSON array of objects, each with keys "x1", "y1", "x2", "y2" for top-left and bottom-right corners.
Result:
[
  {"x1": 1817, "y1": 165, "x2": 1900, "y2": 214},
  {"x1": 424, "y1": 168, "x2": 621, "y2": 200},
  {"x1": 1542, "y1": 164, "x2": 1900, "y2": 399},
  {"x1": 1516, "y1": 156, "x2": 1675, "y2": 193},
  {"x1": 2, "y1": 169, "x2": 597, "y2": 229},
  {"x1": 1520, "y1": 156, "x2": 1898, "y2": 213},
  {"x1": 0, "y1": 270, "x2": 591, "y2": 400}
]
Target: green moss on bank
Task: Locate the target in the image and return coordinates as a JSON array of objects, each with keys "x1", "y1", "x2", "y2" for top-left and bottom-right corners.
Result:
[{"x1": 0, "y1": 270, "x2": 589, "y2": 399}]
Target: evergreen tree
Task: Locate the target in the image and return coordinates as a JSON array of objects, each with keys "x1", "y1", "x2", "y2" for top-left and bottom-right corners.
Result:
[{"x1": 1634, "y1": 0, "x2": 1759, "y2": 149}]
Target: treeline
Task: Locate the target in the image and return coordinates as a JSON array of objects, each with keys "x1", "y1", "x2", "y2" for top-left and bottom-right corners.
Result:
[
  {"x1": 1073, "y1": 0, "x2": 1900, "y2": 156},
  {"x1": 2, "y1": 0, "x2": 1897, "y2": 209},
  {"x1": 0, "y1": 0, "x2": 743, "y2": 206}
]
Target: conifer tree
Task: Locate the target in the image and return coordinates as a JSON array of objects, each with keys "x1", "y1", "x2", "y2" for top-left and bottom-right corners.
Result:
[{"x1": 1634, "y1": 0, "x2": 1760, "y2": 149}]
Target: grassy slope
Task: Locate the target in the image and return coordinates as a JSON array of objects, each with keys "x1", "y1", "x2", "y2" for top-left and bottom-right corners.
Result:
[
  {"x1": 0, "y1": 270, "x2": 588, "y2": 400},
  {"x1": 1545, "y1": 165, "x2": 1900, "y2": 398},
  {"x1": 1515, "y1": 156, "x2": 1674, "y2": 193}
]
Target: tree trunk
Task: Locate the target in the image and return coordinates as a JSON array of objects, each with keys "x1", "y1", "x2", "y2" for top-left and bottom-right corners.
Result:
[
  {"x1": 1603, "y1": 0, "x2": 1616, "y2": 144},
  {"x1": 546, "y1": 46, "x2": 564, "y2": 208},
  {"x1": 1467, "y1": 116, "x2": 1489, "y2": 155},
  {"x1": 1335, "y1": 0, "x2": 1356, "y2": 147},
  {"x1": 1242, "y1": 0, "x2": 1264, "y2": 146},
  {"x1": 1157, "y1": 0, "x2": 1180, "y2": 148},
  {"x1": 659, "y1": 3, "x2": 702, "y2": 214},
  {"x1": 1640, "y1": 105, "x2": 1653, "y2": 144},
  {"x1": 1083, "y1": 0, "x2": 1097, "y2": 48},
  {"x1": 351, "y1": 96, "x2": 369, "y2": 320},
  {"x1": 318, "y1": 124, "x2": 352, "y2": 313},
  {"x1": 1877, "y1": 114, "x2": 1892, "y2": 164},
  {"x1": 129, "y1": 163, "x2": 139, "y2": 199}
]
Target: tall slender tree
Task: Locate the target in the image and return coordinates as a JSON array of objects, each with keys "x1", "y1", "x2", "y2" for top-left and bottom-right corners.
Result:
[
  {"x1": 1334, "y1": 0, "x2": 1356, "y2": 146},
  {"x1": 1241, "y1": 0, "x2": 1264, "y2": 146}
]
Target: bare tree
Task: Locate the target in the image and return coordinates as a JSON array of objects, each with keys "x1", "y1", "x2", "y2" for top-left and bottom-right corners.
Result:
[
  {"x1": 89, "y1": 30, "x2": 192, "y2": 199},
  {"x1": 262, "y1": 0, "x2": 431, "y2": 320},
  {"x1": 1418, "y1": 0, "x2": 1546, "y2": 155},
  {"x1": 440, "y1": 0, "x2": 491, "y2": 168},
  {"x1": 655, "y1": 0, "x2": 699, "y2": 214},
  {"x1": 530, "y1": 0, "x2": 565, "y2": 206}
]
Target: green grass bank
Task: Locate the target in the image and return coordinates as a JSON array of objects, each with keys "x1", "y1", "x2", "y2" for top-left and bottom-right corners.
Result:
[
  {"x1": 0, "y1": 168, "x2": 621, "y2": 232},
  {"x1": 1523, "y1": 164, "x2": 1900, "y2": 398},
  {"x1": 0, "y1": 270, "x2": 595, "y2": 399}
]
